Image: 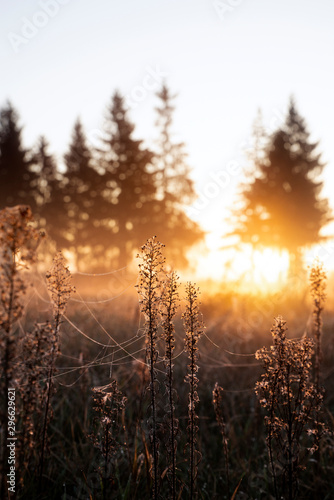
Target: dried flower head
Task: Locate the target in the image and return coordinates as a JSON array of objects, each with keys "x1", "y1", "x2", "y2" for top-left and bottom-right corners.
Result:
[
  {"x1": 0, "y1": 205, "x2": 41, "y2": 265},
  {"x1": 161, "y1": 271, "x2": 179, "y2": 363},
  {"x1": 309, "y1": 259, "x2": 327, "y2": 391},
  {"x1": 183, "y1": 282, "x2": 203, "y2": 369},
  {"x1": 91, "y1": 380, "x2": 127, "y2": 494},
  {"x1": 46, "y1": 252, "x2": 75, "y2": 318},
  {"x1": 136, "y1": 236, "x2": 165, "y2": 328},
  {"x1": 92, "y1": 381, "x2": 127, "y2": 453},
  {"x1": 309, "y1": 258, "x2": 326, "y2": 311},
  {"x1": 255, "y1": 316, "x2": 323, "y2": 500},
  {"x1": 0, "y1": 205, "x2": 41, "y2": 332}
]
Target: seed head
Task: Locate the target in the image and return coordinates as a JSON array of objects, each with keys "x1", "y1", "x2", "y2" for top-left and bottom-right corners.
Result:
[{"x1": 46, "y1": 252, "x2": 75, "y2": 316}]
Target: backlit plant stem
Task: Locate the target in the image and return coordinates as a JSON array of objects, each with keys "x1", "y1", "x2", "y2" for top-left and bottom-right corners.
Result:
[
  {"x1": 183, "y1": 282, "x2": 203, "y2": 499},
  {"x1": 137, "y1": 237, "x2": 165, "y2": 499},
  {"x1": 40, "y1": 252, "x2": 74, "y2": 487},
  {"x1": 309, "y1": 259, "x2": 326, "y2": 392},
  {"x1": 161, "y1": 271, "x2": 179, "y2": 500}
]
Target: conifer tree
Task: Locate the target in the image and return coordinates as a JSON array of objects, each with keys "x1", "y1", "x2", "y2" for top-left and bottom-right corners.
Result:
[
  {"x1": 232, "y1": 98, "x2": 332, "y2": 273},
  {"x1": 155, "y1": 85, "x2": 194, "y2": 205},
  {"x1": 154, "y1": 85, "x2": 204, "y2": 267},
  {"x1": 100, "y1": 92, "x2": 157, "y2": 267},
  {"x1": 33, "y1": 136, "x2": 69, "y2": 249},
  {"x1": 63, "y1": 119, "x2": 113, "y2": 270},
  {"x1": 34, "y1": 136, "x2": 58, "y2": 205},
  {"x1": 0, "y1": 102, "x2": 37, "y2": 209}
]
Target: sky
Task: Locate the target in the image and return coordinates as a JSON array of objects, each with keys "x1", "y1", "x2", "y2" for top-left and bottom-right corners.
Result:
[{"x1": 1, "y1": 0, "x2": 334, "y2": 280}]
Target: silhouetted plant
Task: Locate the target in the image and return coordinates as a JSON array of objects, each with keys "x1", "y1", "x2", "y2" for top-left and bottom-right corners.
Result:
[
  {"x1": 212, "y1": 382, "x2": 230, "y2": 497},
  {"x1": 183, "y1": 282, "x2": 203, "y2": 499},
  {"x1": 17, "y1": 321, "x2": 53, "y2": 482},
  {"x1": 136, "y1": 236, "x2": 165, "y2": 499},
  {"x1": 309, "y1": 259, "x2": 326, "y2": 392},
  {"x1": 41, "y1": 252, "x2": 75, "y2": 486},
  {"x1": 91, "y1": 380, "x2": 127, "y2": 500},
  {"x1": 161, "y1": 271, "x2": 180, "y2": 499},
  {"x1": 255, "y1": 316, "x2": 323, "y2": 500},
  {"x1": 308, "y1": 258, "x2": 328, "y2": 466},
  {"x1": 0, "y1": 205, "x2": 40, "y2": 495}
]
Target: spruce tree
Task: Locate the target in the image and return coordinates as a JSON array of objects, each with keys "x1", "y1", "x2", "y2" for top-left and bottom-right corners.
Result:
[
  {"x1": 63, "y1": 119, "x2": 112, "y2": 270},
  {"x1": 155, "y1": 85, "x2": 194, "y2": 205},
  {"x1": 232, "y1": 98, "x2": 332, "y2": 273},
  {"x1": 154, "y1": 85, "x2": 204, "y2": 267},
  {"x1": 34, "y1": 136, "x2": 58, "y2": 205},
  {"x1": 100, "y1": 92, "x2": 157, "y2": 267},
  {"x1": 0, "y1": 102, "x2": 37, "y2": 209},
  {"x1": 33, "y1": 136, "x2": 69, "y2": 248}
]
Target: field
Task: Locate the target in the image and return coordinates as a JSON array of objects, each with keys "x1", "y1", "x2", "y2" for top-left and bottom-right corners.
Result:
[{"x1": 1, "y1": 208, "x2": 334, "y2": 500}]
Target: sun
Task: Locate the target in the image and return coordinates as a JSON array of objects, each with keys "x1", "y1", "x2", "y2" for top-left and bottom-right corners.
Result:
[
  {"x1": 184, "y1": 237, "x2": 290, "y2": 292},
  {"x1": 221, "y1": 245, "x2": 290, "y2": 291},
  {"x1": 251, "y1": 247, "x2": 290, "y2": 285}
]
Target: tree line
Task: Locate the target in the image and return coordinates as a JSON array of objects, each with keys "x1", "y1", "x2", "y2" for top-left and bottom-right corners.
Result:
[
  {"x1": 0, "y1": 86, "x2": 204, "y2": 271},
  {"x1": 0, "y1": 88, "x2": 332, "y2": 275}
]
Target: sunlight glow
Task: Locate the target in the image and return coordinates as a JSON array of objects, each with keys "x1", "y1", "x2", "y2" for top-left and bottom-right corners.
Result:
[
  {"x1": 220, "y1": 246, "x2": 290, "y2": 291},
  {"x1": 252, "y1": 248, "x2": 290, "y2": 284},
  {"x1": 183, "y1": 239, "x2": 290, "y2": 293}
]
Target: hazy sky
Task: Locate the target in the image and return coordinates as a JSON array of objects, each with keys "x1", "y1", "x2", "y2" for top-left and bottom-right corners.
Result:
[{"x1": 1, "y1": 0, "x2": 334, "y2": 277}]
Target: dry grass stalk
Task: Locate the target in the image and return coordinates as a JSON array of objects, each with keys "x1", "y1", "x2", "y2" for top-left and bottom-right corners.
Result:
[
  {"x1": 39, "y1": 252, "x2": 75, "y2": 485},
  {"x1": 136, "y1": 236, "x2": 165, "y2": 499},
  {"x1": 255, "y1": 316, "x2": 323, "y2": 500},
  {"x1": 183, "y1": 282, "x2": 203, "y2": 499},
  {"x1": 161, "y1": 271, "x2": 180, "y2": 499},
  {"x1": 308, "y1": 258, "x2": 327, "y2": 470},
  {"x1": 309, "y1": 258, "x2": 326, "y2": 392},
  {"x1": 91, "y1": 380, "x2": 127, "y2": 500},
  {"x1": 212, "y1": 382, "x2": 230, "y2": 497},
  {"x1": 0, "y1": 206, "x2": 40, "y2": 495},
  {"x1": 17, "y1": 321, "x2": 53, "y2": 481}
]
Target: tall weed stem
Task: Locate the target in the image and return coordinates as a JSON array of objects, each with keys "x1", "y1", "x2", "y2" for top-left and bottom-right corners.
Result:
[{"x1": 136, "y1": 237, "x2": 165, "y2": 499}]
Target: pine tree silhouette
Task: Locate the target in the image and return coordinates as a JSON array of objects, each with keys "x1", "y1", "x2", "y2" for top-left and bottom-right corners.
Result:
[
  {"x1": 33, "y1": 135, "x2": 70, "y2": 250},
  {"x1": 100, "y1": 91, "x2": 157, "y2": 267},
  {"x1": 232, "y1": 98, "x2": 332, "y2": 274},
  {"x1": 63, "y1": 119, "x2": 113, "y2": 270},
  {"x1": 0, "y1": 101, "x2": 37, "y2": 209},
  {"x1": 154, "y1": 84, "x2": 204, "y2": 267}
]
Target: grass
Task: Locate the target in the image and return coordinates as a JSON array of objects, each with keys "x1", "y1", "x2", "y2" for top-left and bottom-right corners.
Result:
[{"x1": 0, "y1": 207, "x2": 334, "y2": 499}]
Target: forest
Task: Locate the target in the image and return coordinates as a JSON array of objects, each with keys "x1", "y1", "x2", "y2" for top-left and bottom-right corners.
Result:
[{"x1": 0, "y1": 86, "x2": 204, "y2": 271}]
